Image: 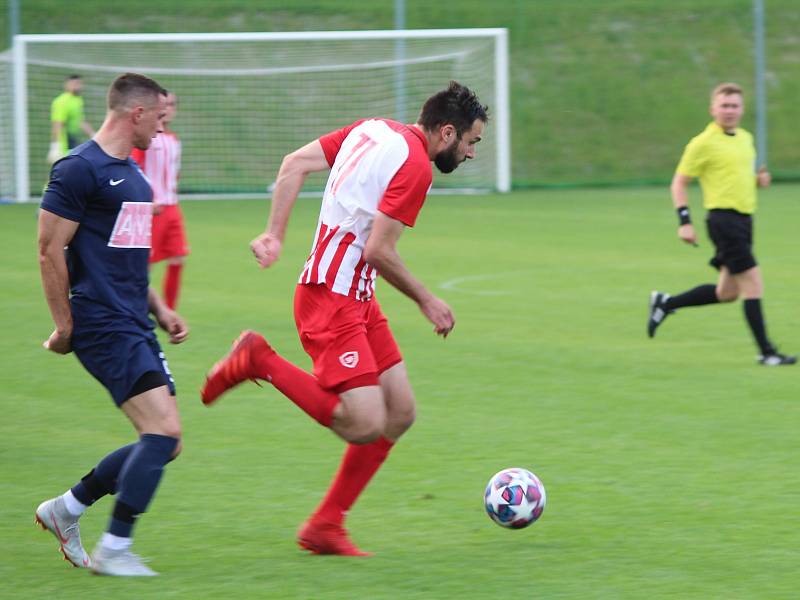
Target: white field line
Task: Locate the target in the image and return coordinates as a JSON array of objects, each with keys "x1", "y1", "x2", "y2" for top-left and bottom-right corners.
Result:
[{"x1": 439, "y1": 271, "x2": 530, "y2": 296}]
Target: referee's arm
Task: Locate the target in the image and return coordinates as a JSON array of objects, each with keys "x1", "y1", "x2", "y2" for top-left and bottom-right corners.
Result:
[{"x1": 670, "y1": 173, "x2": 697, "y2": 246}]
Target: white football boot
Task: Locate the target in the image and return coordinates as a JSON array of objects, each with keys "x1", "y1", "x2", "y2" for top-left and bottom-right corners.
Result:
[
  {"x1": 90, "y1": 544, "x2": 158, "y2": 577},
  {"x1": 35, "y1": 496, "x2": 91, "y2": 568}
]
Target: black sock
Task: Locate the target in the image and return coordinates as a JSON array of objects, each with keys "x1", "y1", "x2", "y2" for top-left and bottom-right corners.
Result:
[
  {"x1": 663, "y1": 284, "x2": 719, "y2": 311},
  {"x1": 743, "y1": 298, "x2": 774, "y2": 355}
]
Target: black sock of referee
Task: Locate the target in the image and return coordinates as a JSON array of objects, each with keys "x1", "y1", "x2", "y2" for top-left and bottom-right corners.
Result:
[
  {"x1": 663, "y1": 284, "x2": 719, "y2": 311},
  {"x1": 743, "y1": 298, "x2": 775, "y2": 355}
]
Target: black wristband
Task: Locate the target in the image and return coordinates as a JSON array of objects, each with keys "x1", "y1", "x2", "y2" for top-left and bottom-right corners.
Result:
[{"x1": 676, "y1": 206, "x2": 691, "y2": 226}]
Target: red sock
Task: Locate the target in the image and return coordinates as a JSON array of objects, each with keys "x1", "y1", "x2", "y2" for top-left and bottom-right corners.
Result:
[
  {"x1": 163, "y1": 263, "x2": 182, "y2": 309},
  {"x1": 252, "y1": 351, "x2": 340, "y2": 427},
  {"x1": 313, "y1": 437, "x2": 394, "y2": 525}
]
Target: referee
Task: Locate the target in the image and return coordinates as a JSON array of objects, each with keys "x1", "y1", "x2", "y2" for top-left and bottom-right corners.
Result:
[
  {"x1": 648, "y1": 82, "x2": 795, "y2": 366},
  {"x1": 48, "y1": 74, "x2": 94, "y2": 164}
]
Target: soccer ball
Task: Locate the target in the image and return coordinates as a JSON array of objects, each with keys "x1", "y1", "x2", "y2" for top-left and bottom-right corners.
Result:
[{"x1": 484, "y1": 467, "x2": 546, "y2": 529}]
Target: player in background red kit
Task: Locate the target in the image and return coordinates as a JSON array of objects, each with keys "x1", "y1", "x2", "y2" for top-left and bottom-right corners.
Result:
[
  {"x1": 202, "y1": 81, "x2": 488, "y2": 556},
  {"x1": 131, "y1": 92, "x2": 187, "y2": 309}
]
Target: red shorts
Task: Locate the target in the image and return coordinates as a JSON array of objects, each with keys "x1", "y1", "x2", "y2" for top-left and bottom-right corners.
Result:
[
  {"x1": 150, "y1": 204, "x2": 189, "y2": 263},
  {"x1": 293, "y1": 284, "x2": 403, "y2": 392}
]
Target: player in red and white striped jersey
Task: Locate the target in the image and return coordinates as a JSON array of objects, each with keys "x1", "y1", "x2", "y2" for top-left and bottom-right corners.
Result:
[
  {"x1": 202, "y1": 82, "x2": 488, "y2": 556},
  {"x1": 131, "y1": 92, "x2": 187, "y2": 309},
  {"x1": 298, "y1": 117, "x2": 434, "y2": 301}
]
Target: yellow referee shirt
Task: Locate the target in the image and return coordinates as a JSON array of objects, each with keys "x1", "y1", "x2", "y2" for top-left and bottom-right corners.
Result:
[
  {"x1": 50, "y1": 92, "x2": 85, "y2": 153},
  {"x1": 675, "y1": 121, "x2": 757, "y2": 214}
]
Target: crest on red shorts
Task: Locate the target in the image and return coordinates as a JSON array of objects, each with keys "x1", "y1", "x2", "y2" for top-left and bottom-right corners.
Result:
[{"x1": 339, "y1": 351, "x2": 359, "y2": 369}]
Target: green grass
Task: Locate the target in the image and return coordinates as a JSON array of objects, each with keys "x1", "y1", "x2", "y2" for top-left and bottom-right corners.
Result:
[{"x1": 2, "y1": 186, "x2": 799, "y2": 598}]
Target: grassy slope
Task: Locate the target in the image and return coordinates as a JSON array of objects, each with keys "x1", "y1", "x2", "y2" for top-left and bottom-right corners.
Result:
[
  {"x1": 5, "y1": 0, "x2": 800, "y2": 185},
  {"x1": 2, "y1": 186, "x2": 798, "y2": 598}
]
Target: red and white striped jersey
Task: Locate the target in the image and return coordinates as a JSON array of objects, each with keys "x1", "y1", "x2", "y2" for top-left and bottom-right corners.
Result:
[
  {"x1": 299, "y1": 118, "x2": 432, "y2": 301},
  {"x1": 130, "y1": 131, "x2": 181, "y2": 206}
]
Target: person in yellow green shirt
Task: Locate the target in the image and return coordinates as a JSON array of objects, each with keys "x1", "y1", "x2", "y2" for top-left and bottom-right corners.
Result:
[
  {"x1": 647, "y1": 82, "x2": 795, "y2": 366},
  {"x1": 47, "y1": 74, "x2": 95, "y2": 163}
]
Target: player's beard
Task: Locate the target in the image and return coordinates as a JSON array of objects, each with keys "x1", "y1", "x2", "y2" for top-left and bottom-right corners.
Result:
[{"x1": 434, "y1": 140, "x2": 461, "y2": 173}]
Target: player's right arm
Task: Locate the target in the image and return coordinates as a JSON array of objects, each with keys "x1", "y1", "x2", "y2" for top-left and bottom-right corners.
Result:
[
  {"x1": 670, "y1": 172, "x2": 697, "y2": 245},
  {"x1": 38, "y1": 209, "x2": 79, "y2": 353},
  {"x1": 671, "y1": 136, "x2": 705, "y2": 246},
  {"x1": 251, "y1": 140, "x2": 330, "y2": 268},
  {"x1": 48, "y1": 121, "x2": 65, "y2": 164},
  {"x1": 50, "y1": 120, "x2": 64, "y2": 144},
  {"x1": 38, "y1": 156, "x2": 95, "y2": 353}
]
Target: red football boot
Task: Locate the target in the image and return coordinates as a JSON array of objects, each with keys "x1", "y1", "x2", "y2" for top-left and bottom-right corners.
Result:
[
  {"x1": 297, "y1": 519, "x2": 372, "y2": 557},
  {"x1": 201, "y1": 330, "x2": 272, "y2": 405}
]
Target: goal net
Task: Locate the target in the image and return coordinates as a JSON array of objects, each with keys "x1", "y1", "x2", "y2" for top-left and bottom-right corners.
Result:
[{"x1": 5, "y1": 30, "x2": 509, "y2": 203}]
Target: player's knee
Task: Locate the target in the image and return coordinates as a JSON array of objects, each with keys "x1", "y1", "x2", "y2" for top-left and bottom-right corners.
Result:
[
  {"x1": 347, "y1": 414, "x2": 385, "y2": 444},
  {"x1": 153, "y1": 421, "x2": 182, "y2": 440},
  {"x1": 741, "y1": 282, "x2": 763, "y2": 299},
  {"x1": 716, "y1": 288, "x2": 738, "y2": 302},
  {"x1": 349, "y1": 431, "x2": 382, "y2": 445},
  {"x1": 392, "y1": 404, "x2": 416, "y2": 434}
]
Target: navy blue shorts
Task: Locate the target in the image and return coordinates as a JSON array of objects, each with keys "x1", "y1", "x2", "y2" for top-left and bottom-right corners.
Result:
[{"x1": 72, "y1": 329, "x2": 176, "y2": 406}]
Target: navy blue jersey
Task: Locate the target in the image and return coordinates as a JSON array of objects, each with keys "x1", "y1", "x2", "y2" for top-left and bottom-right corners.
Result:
[{"x1": 41, "y1": 140, "x2": 155, "y2": 335}]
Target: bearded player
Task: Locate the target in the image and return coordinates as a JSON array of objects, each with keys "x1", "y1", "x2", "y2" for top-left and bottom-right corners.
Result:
[{"x1": 201, "y1": 81, "x2": 488, "y2": 556}]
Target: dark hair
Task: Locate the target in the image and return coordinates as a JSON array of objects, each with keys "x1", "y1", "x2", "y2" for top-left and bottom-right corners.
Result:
[
  {"x1": 107, "y1": 72, "x2": 167, "y2": 111},
  {"x1": 66, "y1": 74, "x2": 82, "y2": 81},
  {"x1": 418, "y1": 81, "x2": 489, "y2": 137}
]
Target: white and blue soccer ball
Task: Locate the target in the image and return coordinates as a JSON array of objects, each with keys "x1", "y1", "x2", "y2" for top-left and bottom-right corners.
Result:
[{"x1": 484, "y1": 467, "x2": 546, "y2": 529}]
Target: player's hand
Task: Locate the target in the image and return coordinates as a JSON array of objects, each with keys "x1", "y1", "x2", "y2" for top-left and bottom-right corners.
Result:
[
  {"x1": 156, "y1": 309, "x2": 189, "y2": 344},
  {"x1": 43, "y1": 328, "x2": 72, "y2": 354},
  {"x1": 152, "y1": 203, "x2": 164, "y2": 215},
  {"x1": 46, "y1": 142, "x2": 62, "y2": 164},
  {"x1": 250, "y1": 232, "x2": 282, "y2": 269},
  {"x1": 757, "y1": 165, "x2": 771, "y2": 188},
  {"x1": 677, "y1": 223, "x2": 697, "y2": 246},
  {"x1": 419, "y1": 295, "x2": 455, "y2": 338}
]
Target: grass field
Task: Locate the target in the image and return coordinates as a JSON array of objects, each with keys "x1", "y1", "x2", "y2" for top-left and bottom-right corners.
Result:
[{"x1": 2, "y1": 186, "x2": 798, "y2": 599}]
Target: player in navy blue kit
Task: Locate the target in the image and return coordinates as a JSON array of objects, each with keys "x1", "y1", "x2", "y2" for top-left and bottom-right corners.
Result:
[{"x1": 35, "y1": 73, "x2": 188, "y2": 577}]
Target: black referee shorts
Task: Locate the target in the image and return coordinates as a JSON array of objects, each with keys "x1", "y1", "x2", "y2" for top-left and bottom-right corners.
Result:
[{"x1": 705, "y1": 209, "x2": 757, "y2": 274}]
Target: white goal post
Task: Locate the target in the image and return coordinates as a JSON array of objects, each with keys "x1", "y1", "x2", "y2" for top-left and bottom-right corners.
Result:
[{"x1": 4, "y1": 29, "x2": 510, "y2": 203}]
